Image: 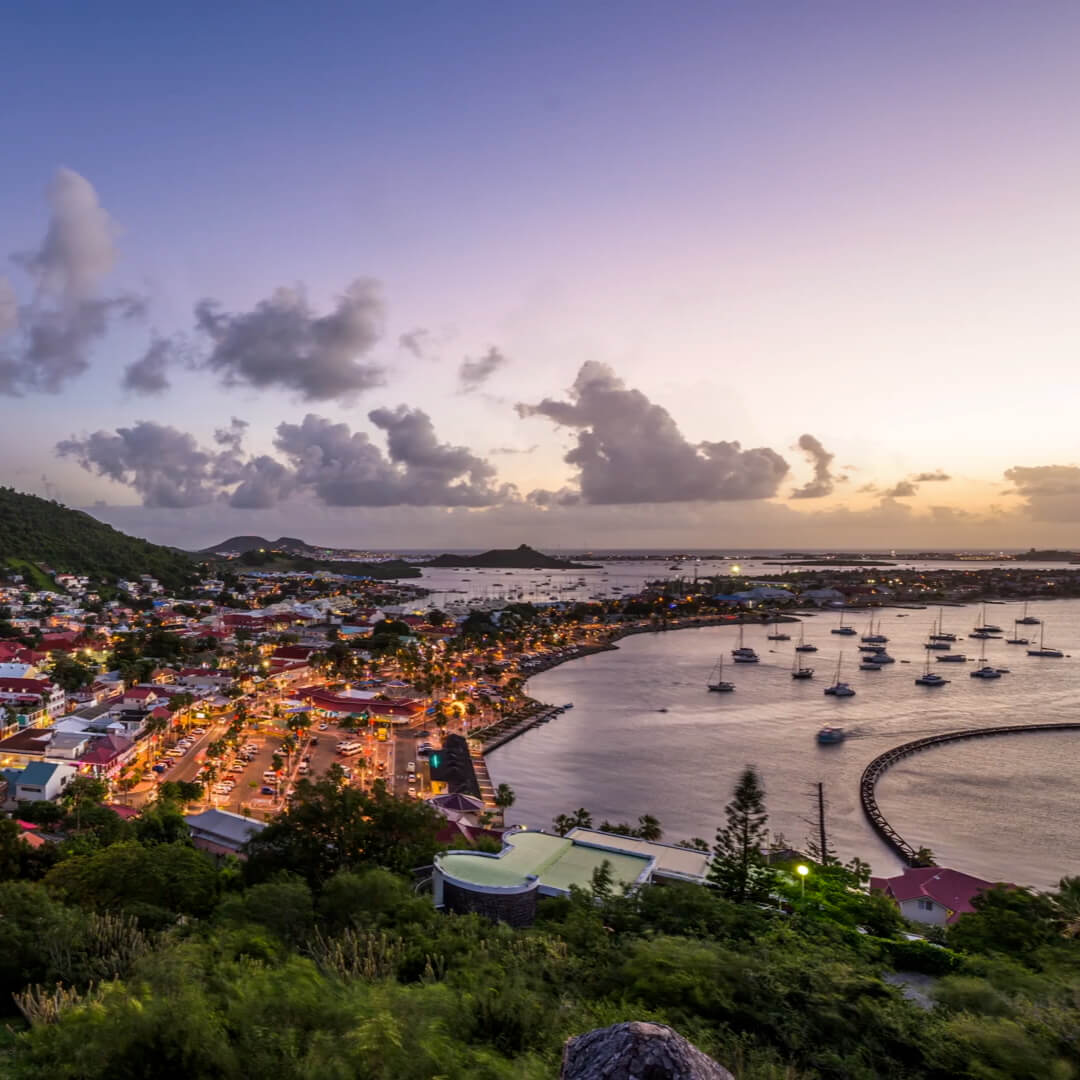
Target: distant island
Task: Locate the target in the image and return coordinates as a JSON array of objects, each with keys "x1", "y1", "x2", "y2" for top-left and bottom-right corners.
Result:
[
  {"x1": 1015, "y1": 548, "x2": 1080, "y2": 562},
  {"x1": 200, "y1": 535, "x2": 321, "y2": 557},
  {"x1": 421, "y1": 544, "x2": 596, "y2": 570}
]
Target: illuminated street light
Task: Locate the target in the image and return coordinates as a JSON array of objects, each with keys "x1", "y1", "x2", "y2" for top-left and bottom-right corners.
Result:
[{"x1": 796, "y1": 863, "x2": 809, "y2": 897}]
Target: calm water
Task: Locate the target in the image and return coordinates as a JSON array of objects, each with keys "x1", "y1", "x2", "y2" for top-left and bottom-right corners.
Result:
[{"x1": 487, "y1": 600, "x2": 1080, "y2": 889}]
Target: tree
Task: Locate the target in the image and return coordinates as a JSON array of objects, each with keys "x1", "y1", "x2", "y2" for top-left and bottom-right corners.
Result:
[
  {"x1": 61, "y1": 775, "x2": 108, "y2": 830},
  {"x1": 494, "y1": 783, "x2": 515, "y2": 811},
  {"x1": 636, "y1": 814, "x2": 663, "y2": 842},
  {"x1": 553, "y1": 808, "x2": 592, "y2": 836},
  {"x1": 709, "y1": 766, "x2": 773, "y2": 904},
  {"x1": 243, "y1": 777, "x2": 443, "y2": 887}
]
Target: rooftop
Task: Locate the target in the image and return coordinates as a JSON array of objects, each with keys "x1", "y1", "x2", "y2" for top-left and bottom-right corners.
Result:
[
  {"x1": 437, "y1": 829, "x2": 653, "y2": 893},
  {"x1": 566, "y1": 829, "x2": 711, "y2": 881}
]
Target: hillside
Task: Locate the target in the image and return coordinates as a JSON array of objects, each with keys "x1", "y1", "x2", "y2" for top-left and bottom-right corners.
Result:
[
  {"x1": 0, "y1": 488, "x2": 196, "y2": 591},
  {"x1": 423, "y1": 543, "x2": 596, "y2": 570}
]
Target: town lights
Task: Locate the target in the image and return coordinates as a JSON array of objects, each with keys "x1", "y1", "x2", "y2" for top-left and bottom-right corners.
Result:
[{"x1": 796, "y1": 864, "x2": 809, "y2": 897}]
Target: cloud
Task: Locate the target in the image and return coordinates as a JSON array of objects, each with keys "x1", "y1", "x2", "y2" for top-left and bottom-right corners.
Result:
[
  {"x1": 913, "y1": 470, "x2": 950, "y2": 482},
  {"x1": 883, "y1": 480, "x2": 919, "y2": 498},
  {"x1": 122, "y1": 336, "x2": 176, "y2": 395},
  {"x1": 789, "y1": 433, "x2": 836, "y2": 499},
  {"x1": 399, "y1": 328, "x2": 429, "y2": 359},
  {"x1": 490, "y1": 444, "x2": 538, "y2": 455},
  {"x1": 856, "y1": 482, "x2": 879, "y2": 494},
  {"x1": 194, "y1": 278, "x2": 386, "y2": 401},
  {"x1": 213, "y1": 417, "x2": 249, "y2": 452},
  {"x1": 1003, "y1": 464, "x2": 1080, "y2": 521},
  {"x1": 276, "y1": 409, "x2": 514, "y2": 507},
  {"x1": 1, "y1": 168, "x2": 145, "y2": 395},
  {"x1": 517, "y1": 361, "x2": 788, "y2": 504},
  {"x1": 458, "y1": 346, "x2": 509, "y2": 392},
  {"x1": 57, "y1": 421, "x2": 236, "y2": 508}
]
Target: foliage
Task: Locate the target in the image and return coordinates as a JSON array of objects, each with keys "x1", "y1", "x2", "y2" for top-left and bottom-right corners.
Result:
[
  {"x1": 0, "y1": 487, "x2": 197, "y2": 590},
  {"x1": 709, "y1": 766, "x2": 774, "y2": 904}
]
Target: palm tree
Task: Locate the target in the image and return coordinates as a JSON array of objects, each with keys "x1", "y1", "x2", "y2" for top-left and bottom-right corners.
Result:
[
  {"x1": 636, "y1": 814, "x2": 663, "y2": 841},
  {"x1": 494, "y1": 783, "x2": 515, "y2": 812}
]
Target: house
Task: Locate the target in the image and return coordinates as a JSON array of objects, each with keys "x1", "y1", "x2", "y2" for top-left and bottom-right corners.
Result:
[
  {"x1": 0, "y1": 677, "x2": 66, "y2": 719},
  {"x1": 870, "y1": 866, "x2": 1001, "y2": 926},
  {"x1": 184, "y1": 808, "x2": 266, "y2": 858},
  {"x1": 1, "y1": 761, "x2": 78, "y2": 805},
  {"x1": 123, "y1": 687, "x2": 161, "y2": 707}
]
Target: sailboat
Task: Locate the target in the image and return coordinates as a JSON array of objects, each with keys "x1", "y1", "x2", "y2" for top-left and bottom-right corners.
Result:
[
  {"x1": 1017, "y1": 602, "x2": 1040, "y2": 626},
  {"x1": 707, "y1": 657, "x2": 735, "y2": 692},
  {"x1": 791, "y1": 653, "x2": 814, "y2": 680},
  {"x1": 925, "y1": 619, "x2": 950, "y2": 650},
  {"x1": 970, "y1": 637, "x2": 1002, "y2": 679},
  {"x1": 823, "y1": 654, "x2": 856, "y2": 696},
  {"x1": 929, "y1": 608, "x2": 957, "y2": 642},
  {"x1": 1005, "y1": 621, "x2": 1030, "y2": 645},
  {"x1": 831, "y1": 611, "x2": 857, "y2": 636},
  {"x1": 1027, "y1": 623, "x2": 1064, "y2": 658},
  {"x1": 915, "y1": 653, "x2": 948, "y2": 686},
  {"x1": 861, "y1": 615, "x2": 888, "y2": 644},
  {"x1": 731, "y1": 624, "x2": 759, "y2": 663},
  {"x1": 795, "y1": 625, "x2": 818, "y2": 653},
  {"x1": 972, "y1": 604, "x2": 1003, "y2": 636}
]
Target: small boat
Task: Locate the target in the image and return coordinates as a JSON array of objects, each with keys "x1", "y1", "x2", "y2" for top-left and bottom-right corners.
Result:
[
  {"x1": 794, "y1": 625, "x2": 818, "y2": 653},
  {"x1": 936, "y1": 653, "x2": 967, "y2": 663},
  {"x1": 707, "y1": 657, "x2": 735, "y2": 692},
  {"x1": 861, "y1": 615, "x2": 888, "y2": 644},
  {"x1": 1027, "y1": 624, "x2": 1064, "y2": 658},
  {"x1": 830, "y1": 612, "x2": 857, "y2": 636},
  {"x1": 929, "y1": 609, "x2": 956, "y2": 642},
  {"x1": 973, "y1": 604, "x2": 1003, "y2": 634},
  {"x1": 766, "y1": 630, "x2": 791, "y2": 641},
  {"x1": 858, "y1": 643, "x2": 885, "y2": 653},
  {"x1": 824, "y1": 655, "x2": 856, "y2": 696},
  {"x1": 791, "y1": 655, "x2": 814, "y2": 680},
  {"x1": 865, "y1": 651, "x2": 895, "y2": 665},
  {"x1": 970, "y1": 665, "x2": 1002, "y2": 679},
  {"x1": 925, "y1": 640, "x2": 951, "y2": 650},
  {"x1": 731, "y1": 625, "x2": 759, "y2": 663},
  {"x1": 915, "y1": 658, "x2": 949, "y2": 686},
  {"x1": 816, "y1": 725, "x2": 846, "y2": 744},
  {"x1": 859, "y1": 660, "x2": 882, "y2": 671},
  {"x1": 1017, "y1": 602, "x2": 1040, "y2": 626},
  {"x1": 1005, "y1": 622, "x2": 1030, "y2": 645}
]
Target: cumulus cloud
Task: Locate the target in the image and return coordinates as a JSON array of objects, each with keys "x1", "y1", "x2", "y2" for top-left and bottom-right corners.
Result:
[
  {"x1": 458, "y1": 346, "x2": 509, "y2": 392},
  {"x1": 789, "y1": 433, "x2": 836, "y2": 499},
  {"x1": 883, "y1": 480, "x2": 919, "y2": 498},
  {"x1": 490, "y1": 444, "x2": 538, "y2": 455},
  {"x1": 276, "y1": 409, "x2": 513, "y2": 507},
  {"x1": 1, "y1": 169, "x2": 145, "y2": 395},
  {"x1": 857, "y1": 482, "x2": 879, "y2": 494},
  {"x1": 122, "y1": 336, "x2": 176, "y2": 395},
  {"x1": 194, "y1": 278, "x2": 386, "y2": 401},
  {"x1": 913, "y1": 470, "x2": 951, "y2": 482},
  {"x1": 399, "y1": 328, "x2": 429, "y2": 359},
  {"x1": 57, "y1": 421, "x2": 235, "y2": 508},
  {"x1": 1004, "y1": 464, "x2": 1080, "y2": 521},
  {"x1": 516, "y1": 361, "x2": 788, "y2": 504}
]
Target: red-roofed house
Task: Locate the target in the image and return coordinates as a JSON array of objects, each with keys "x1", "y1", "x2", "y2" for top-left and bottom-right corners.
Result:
[
  {"x1": 870, "y1": 866, "x2": 1002, "y2": 926},
  {"x1": 78, "y1": 734, "x2": 137, "y2": 779},
  {"x1": 0, "y1": 677, "x2": 66, "y2": 719},
  {"x1": 123, "y1": 687, "x2": 161, "y2": 707}
]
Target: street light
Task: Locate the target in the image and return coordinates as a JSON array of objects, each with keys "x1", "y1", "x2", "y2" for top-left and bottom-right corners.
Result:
[{"x1": 796, "y1": 864, "x2": 809, "y2": 897}]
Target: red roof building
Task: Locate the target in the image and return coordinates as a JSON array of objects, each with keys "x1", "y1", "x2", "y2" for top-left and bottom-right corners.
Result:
[{"x1": 870, "y1": 866, "x2": 1003, "y2": 926}]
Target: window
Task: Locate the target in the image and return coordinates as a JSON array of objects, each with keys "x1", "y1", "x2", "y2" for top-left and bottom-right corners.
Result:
[{"x1": 917, "y1": 899, "x2": 935, "y2": 912}]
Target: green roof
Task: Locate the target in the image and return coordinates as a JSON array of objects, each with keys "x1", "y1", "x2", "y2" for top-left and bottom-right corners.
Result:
[{"x1": 438, "y1": 830, "x2": 652, "y2": 892}]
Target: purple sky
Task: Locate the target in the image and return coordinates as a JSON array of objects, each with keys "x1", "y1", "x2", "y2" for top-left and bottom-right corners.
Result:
[{"x1": 3, "y1": 2, "x2": 1080, "y2": 549}]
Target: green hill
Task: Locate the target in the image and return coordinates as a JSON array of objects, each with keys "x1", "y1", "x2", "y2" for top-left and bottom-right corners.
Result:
[
  {"x1": 423, "y1": 543, "x2": 595, "y2": 570},
  {"x1": 0, "y1": 488, "x2": 197, "y2": 591}
]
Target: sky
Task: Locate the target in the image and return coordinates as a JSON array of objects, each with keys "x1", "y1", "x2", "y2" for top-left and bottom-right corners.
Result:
[{"x1": 3, "y1": 1, "x2": 1080, "y2": 551}]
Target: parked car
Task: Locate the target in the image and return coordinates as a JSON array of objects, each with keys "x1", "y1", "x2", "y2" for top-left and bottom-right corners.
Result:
[{"x1": 260, "y1": 786, "x2": 275, "y2": 795}]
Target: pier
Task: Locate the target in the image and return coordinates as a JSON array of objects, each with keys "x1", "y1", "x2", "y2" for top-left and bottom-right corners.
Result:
[{"x1": 860, "y1": 721, "x2": 1080, "y2": 865}]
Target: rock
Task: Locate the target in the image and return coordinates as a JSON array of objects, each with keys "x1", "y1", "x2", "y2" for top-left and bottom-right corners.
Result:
[{"x1": 561, "y1": 1021, "x2": 735, "y2": 1080}]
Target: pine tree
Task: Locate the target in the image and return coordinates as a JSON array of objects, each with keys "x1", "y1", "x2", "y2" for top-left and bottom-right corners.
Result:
[{"x1": 709, "y1": 766, "x2": 774, "y2": 903}]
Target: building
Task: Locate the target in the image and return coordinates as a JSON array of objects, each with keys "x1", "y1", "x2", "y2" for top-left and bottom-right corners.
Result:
[
  {"x1": 870, "y1": 866, "x2": 1000, "y2": 926},
  {"x1": 0, "y1": 677, "x2": 66, "y2": 719},
  {"x1": 0, "y1": 761, "x2": 78, "y2": 806},
  {"x1": 184, "y1": 808, "x2": 267, "y2": 858},
  {"x1": 432, "y1": 828, "x2": 658, "y2": 927}
]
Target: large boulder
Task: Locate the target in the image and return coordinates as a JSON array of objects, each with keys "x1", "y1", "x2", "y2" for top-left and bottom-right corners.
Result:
[{"x1": 561, "y1": 1021, "x2": 734, "y2": 1080}]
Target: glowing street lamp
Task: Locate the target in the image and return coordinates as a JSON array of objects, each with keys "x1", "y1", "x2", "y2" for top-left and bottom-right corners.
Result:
[{"x1": 796, "y1": 863, "x2": 809, "y2": 897}]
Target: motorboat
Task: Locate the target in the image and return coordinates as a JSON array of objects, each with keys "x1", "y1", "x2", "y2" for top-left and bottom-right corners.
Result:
[
  {"x1": 1027, "y1": 623, "x2": 1064, "y2": 658},
  {"x1": 824, "y1": 656, "x2": 855, "y2": 696},
  {"x1": 707, "y1": 657, "x2": 735, "y2": 692},
  {"x1": 936, "y1": 653, "x2": 967, "y2": 662},
  {"x1": 816, "y1": 725, "x2": 846, "y2": 743},
  {"x1": 970, "y1": 665, "x2": 1002, "y2": 679}
]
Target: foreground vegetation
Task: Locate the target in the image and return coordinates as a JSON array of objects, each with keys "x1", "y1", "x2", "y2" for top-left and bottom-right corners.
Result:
[{"x1": 1, "y1": 767, "x2": 1078, "y2": 1080}]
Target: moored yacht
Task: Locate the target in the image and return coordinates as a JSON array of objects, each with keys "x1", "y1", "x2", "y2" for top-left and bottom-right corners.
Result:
[
  {"x1": 1005, "y1": 621, "x2": 1029, "y2": 645},
  {"x1": 731, "y1": 624, "x2": 759, "y2": 663},
  {"x1": 970, "y1": 665, "x2": 1002, "y2": 679},
  {"x1": 794, "y1": 626, "x2": 818, "y2": 653},
  {"x1": 831, "y1": 612, "x2": 857, "y2": 636},
  {"x1": 824, "y1": 655, "x2": 856, "y2": 696},
  {"x1": 707, "y1": 657, "x2": 735, "y2": 692},
  {"x1": 1027, "y1": 624, "x2": 1064, "y2": 658},
  {"x1": 791, "y1": 654, "x2": 814, "y2": 680},
  {"x1": 936, "y1": 653, "x2": 967, "y2": 662},
  {"x1": 1017, "y1": 602, "x2": 1040, "y2": 626},
  {"x1": 915, "y1": 655, "x2": 949, "y2": 686},
  {"x1": 861, "y1": 615, "x2": 888, "y2": 644}
]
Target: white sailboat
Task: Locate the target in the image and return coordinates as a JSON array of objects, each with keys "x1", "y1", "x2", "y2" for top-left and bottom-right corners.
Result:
[{"x1": 731, "y1": 623, "x2": 759, "y2": 663}]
